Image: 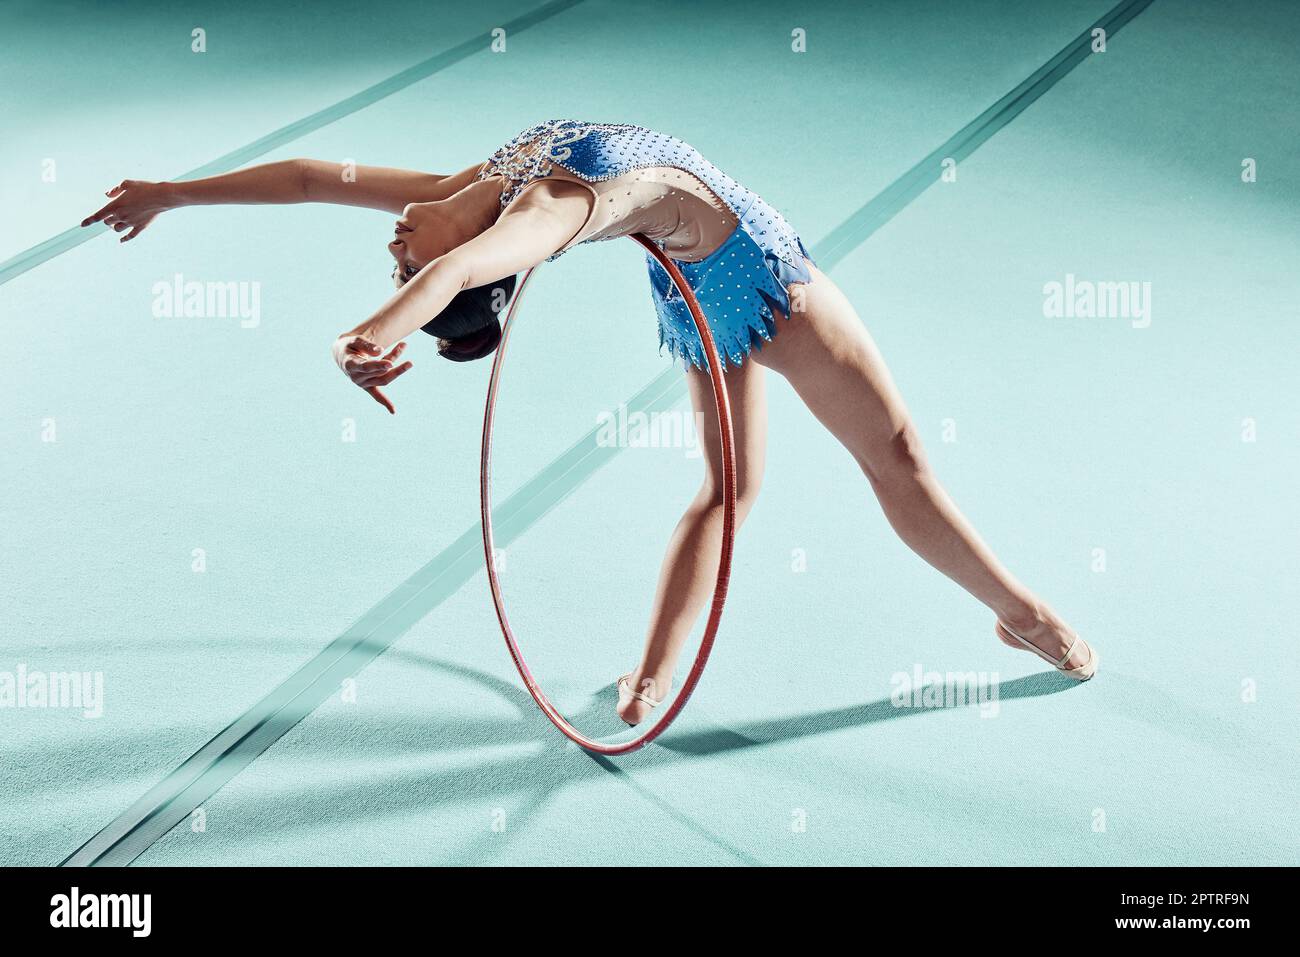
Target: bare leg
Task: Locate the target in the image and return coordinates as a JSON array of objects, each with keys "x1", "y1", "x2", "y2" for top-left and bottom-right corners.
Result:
[
  {"x1": 620, "y1": 262, "x2": 1090, "y2": 724},
  {"x1": 752, "y1": 265, "x2": 1092, "y2": 669},
  {"x1": 617, "y1": 360, "x2": 767, "y2": 725}
]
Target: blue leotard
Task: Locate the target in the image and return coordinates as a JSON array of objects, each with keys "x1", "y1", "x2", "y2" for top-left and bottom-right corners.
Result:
[{"x1": 479, "y1": 119, "x2": 814, "y2": 370}]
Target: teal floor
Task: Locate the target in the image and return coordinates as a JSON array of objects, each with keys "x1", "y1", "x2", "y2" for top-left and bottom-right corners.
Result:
[{"x1": 2, "y1": 0, "x2": 1297, "y2": 866}]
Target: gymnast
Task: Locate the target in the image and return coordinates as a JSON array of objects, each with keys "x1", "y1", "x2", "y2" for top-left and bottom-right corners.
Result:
[{"x1": 81, "y1": 119, "x2": 1097, "y2": 727}]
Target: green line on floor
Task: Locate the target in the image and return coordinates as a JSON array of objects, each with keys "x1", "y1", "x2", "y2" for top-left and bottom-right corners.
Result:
[{"x1": 0, "y1": 0, "x2": 586, "y2": 287}]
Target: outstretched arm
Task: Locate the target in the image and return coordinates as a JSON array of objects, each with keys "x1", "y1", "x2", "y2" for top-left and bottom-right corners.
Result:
[
  {"x1": 81, "y1": 160, "x2": 483, "y2": 240},
  {"x1": 342, "y1": 190, "x2": 585, "y2": 351},
  {"x1": 333, "y1": 182, "x2": 591, "y2": 412}
]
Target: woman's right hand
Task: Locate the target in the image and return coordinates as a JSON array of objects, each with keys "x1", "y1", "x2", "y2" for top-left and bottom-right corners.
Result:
[
  {"x1": 332, "y1": 336, "x2": 413, "y2": 415},
  {"x1": 81, "y1": 179, "x2": 175, "y2": 242}
]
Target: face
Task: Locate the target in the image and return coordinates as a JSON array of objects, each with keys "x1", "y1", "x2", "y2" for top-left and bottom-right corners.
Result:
[{"x1": 388, "y1": 202, "x2": 455, "y2": 288}]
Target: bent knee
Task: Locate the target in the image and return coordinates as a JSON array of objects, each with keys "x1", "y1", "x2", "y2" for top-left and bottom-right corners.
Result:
[
  {"x1": 700, "y1": 474, "x2": 762, "y2": 521},
  {"x1": 862, "y1": 423, "x2": 931, "y2": 484}
]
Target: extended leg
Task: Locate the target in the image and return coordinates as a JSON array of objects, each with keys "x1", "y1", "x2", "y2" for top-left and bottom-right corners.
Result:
[{"x1": 753, "y1": 265, "x2": 1092, "y2": 671}]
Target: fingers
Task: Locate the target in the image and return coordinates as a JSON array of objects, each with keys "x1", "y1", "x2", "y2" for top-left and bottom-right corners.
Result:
[
  {"x1": 347, "y1": 360, "x2": 413, "y2": 388},
  {"x1": 121, "y1": 222, "x2": 150, "y2": 243},
  {"x1": 341, "y1": 338, "x2": 385, "y2": 382},
  {"x1": 81, "y1": 201, "x2": 116, "y2": 228},
  {"x1": 342, "y1": 358, "x2": 387, "y2": 379},
  {"x1": 82, "y1": 181, "x2": 131, "y2": 226},
  {"x1": 368, "y1": 361, "x2": 413, "y2": 386},
  {"x1": 366, "y1": 387, "x2": 396, "y2": 415},
  {"x1": 335, "y1": 337, "x2": 409, "y2": 413},
  {"x1": 82, "y1": 180, "x2": 145, "y2": 227}
]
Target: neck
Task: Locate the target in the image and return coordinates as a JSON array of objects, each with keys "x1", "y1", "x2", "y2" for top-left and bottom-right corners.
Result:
[{"x1": 440, "y1": 176, "x2": 500, "y2": 244}]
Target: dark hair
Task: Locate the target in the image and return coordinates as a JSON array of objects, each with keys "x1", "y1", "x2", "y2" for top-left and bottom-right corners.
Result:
[{"x1": 419, "y1": 275, "x2": 517, "y2": 362}]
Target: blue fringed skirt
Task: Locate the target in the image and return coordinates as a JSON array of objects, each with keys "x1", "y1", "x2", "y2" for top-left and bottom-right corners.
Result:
[{"x1": 646, "y1": 194, "x2": 815, "y2": 371}]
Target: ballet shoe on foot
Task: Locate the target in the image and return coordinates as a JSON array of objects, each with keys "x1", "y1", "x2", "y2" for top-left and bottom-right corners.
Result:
[
  {"x1": 997, "y1": 622, "x2": 1099, "y2": 681},
  {"x1": 616, "y1": 673, "x2": 664, "y2": 726}
]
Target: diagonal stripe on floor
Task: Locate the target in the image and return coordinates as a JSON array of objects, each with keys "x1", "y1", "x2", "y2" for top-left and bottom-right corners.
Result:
[{"x1": 0, "y1": 0, "x2": 587, "y2": 287}]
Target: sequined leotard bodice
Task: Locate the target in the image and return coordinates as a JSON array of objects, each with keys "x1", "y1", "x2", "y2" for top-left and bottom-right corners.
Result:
[
  {"x1": 477, "y1": 120, "x2": 745, "y2": 262},
  {"x1": 476, "y1": 119, "x2": 814, "y2": 369}
]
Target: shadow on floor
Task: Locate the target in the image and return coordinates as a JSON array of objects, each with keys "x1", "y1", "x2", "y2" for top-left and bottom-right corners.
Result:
[
  {"x1": 76, "y1": 652, "x2": 1075, "y2": 866},
  {"x1": 659, "y1": 672, "x2": 1077, "y2": 756}
]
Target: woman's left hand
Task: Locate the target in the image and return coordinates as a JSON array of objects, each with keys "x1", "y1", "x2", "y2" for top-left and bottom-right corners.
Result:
[
  {"x1": 81, "y1": 179, "x2": 176, "y2": 242},
  {"x1": 332, "y1": 335, "x2": 413, "y2": 414}
]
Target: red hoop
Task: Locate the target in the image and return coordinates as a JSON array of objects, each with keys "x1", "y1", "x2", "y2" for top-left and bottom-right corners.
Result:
[{"x1": 480, "y1": 233, "x2": 737, "y2": 755}]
